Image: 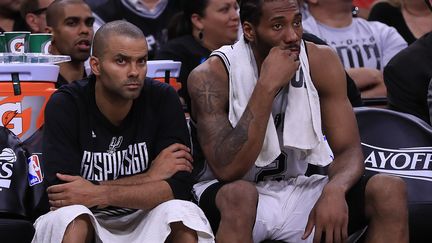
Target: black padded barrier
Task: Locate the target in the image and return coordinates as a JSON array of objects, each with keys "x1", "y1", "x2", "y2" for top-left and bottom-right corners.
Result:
[{"x1": 355, "y1": 107, "x2": 432, "y2": 243}]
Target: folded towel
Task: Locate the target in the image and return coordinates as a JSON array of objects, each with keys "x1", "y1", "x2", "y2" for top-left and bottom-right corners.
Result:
[{"x1": 32, "y1": 201, "x2": 214, "y2": 243}]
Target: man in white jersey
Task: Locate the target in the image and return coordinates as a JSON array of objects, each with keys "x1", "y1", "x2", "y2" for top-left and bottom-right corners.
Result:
[
  {"x1": 302, "y1": 0, "x2": 407, "y2": 98},
  {"x1": 188, "y1": 0, "x2": 409, "y2": 242}
]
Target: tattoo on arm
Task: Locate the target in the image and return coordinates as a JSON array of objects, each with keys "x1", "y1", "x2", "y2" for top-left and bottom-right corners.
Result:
[
  {"x1": 195, "y1": 81, "x2": 221, "y2": 113},
  {"x1": 215, "y1": 106, "x2": 254, "y2": 166},
  {"x1": 190, "y1": 68, "x2": 255, "y2": 167}
]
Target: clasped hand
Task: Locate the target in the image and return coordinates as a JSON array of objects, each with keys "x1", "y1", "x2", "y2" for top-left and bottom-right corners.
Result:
[{"x1": 47, "y1": 143, "x2": 193, "y2": 211}]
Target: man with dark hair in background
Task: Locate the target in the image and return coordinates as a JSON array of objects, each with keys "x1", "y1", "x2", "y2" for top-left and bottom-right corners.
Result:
[{"x1": 45, "y1": 0, "x2": 93, "y2": 87}]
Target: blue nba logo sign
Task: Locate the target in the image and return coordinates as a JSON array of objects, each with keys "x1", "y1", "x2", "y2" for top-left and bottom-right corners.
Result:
[{"x1": 28, "y1": 155, "x2": 43, "y2": 186}]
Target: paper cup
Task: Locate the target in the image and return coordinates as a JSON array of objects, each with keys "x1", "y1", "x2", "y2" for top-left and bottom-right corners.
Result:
[
  {"x1": 29, "y1": 33, "x2": 52, "y2": 54},
  {"x1": 4, "y1": 31, "x2": 30, "y2": 54}
]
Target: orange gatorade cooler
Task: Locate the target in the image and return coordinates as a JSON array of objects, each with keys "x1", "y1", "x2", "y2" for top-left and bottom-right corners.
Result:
[
  {"x1": 147, "y1": 60, "x2": 182, "y2": 91},
  {"x1": 0, "y1": 64, "x2": 58, "y2": 140}
]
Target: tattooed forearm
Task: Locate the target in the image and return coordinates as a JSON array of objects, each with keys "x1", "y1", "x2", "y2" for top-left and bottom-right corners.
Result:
[
  {"x1": 215, "y1": 106, "x2": 254, "y2": 166},
  {"x1": 189, "y1": 63, "x2": 259, "y2": 172}
]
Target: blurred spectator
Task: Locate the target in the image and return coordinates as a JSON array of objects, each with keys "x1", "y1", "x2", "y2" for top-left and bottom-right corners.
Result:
[
  {"x1": 298, "y1": 0, "x2": 312, "y2": 20},
  {"x1": 303, "y1": 32, "x2": 363, "y2": 107},
  {"x1": 385, "y1": 32, "x2": 432, "y2": 125},
  {"x1": 20, "y1": 0, "x2": 54, "y2": 33},
  {"x1": 0, "y1": 0, "x2": 28, "y2": 32},
  {"x1": 368, "y1": 0, "x2": 432, "y2": 45},
  {"x1": 353, "y1": 0, "x2": 376, "y2": 18},
  {"x1": 46, "y1": 0, "x2": 94, "y2": 87},
  {"x1": 303, "y1": 0, "x2": 407, "y2": 99},
  {"x1": 92, "y1": 0, "x2": 181, "y2": 59},
  {"x1": 155, "y1": 0, "x2": 240, "y2": 113},
  {"x1": 84, "y1": 0, "x2": 108, "y2": 9},
  {"x1": 384, "y1": 0, "x2": 432, "y2": 124}
]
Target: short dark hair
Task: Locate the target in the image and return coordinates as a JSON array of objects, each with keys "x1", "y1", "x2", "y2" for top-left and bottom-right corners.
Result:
[
  {"x1": 92, "y1": 20, "x2": 145, "y2": 59},
  {"x1": 168, "y1": 0, "x2": 211, "y2": 38},
  {"x1": 46, "y1": 0, "x2": 86, "y2": 27},
  {"x1": 20, "y1": 0, "x2": 41, "y2": 18},
  {"x1": 240, "y1": 0, "x2": 264, "y2": 26},
  {"x1": 426, "y1": 0, "x2": 432, "y2": 12}
]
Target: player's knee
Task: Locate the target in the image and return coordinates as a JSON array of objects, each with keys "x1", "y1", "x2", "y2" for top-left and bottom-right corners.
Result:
[
  {"x1": 167, "y1": 222, "x2": 197, "y2": 243},
  {"x1": 366, "y1": 174, "x2": 407, "y2": 213},
  {"x1": 216, "y1": 180, "x2": 258, "y2": 217},
  {"x1": 63, "y1": 214, "x2": 94, "y2": 243},
  {"x1": 66, "y1": 214, "x2": 93, "y2": 231}
]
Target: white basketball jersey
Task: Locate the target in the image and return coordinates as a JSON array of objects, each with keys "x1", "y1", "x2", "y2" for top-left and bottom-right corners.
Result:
[{"x1": 196, "y1": 49, "x2": 312, "y2": 182}]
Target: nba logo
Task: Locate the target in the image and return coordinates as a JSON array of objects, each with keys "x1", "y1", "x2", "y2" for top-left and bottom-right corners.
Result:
[{"x1": 28, "y1": 155, "x2": 43, "y2": 186}]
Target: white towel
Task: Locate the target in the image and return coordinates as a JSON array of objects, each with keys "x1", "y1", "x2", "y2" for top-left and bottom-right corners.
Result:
[
  {"x1": 32, "y1": 200, "x2": 214, "y2": 243},
  {"x1": 283, "y1": 41, "x2": 333, "y2": 166},
  {"x1": 215, "y1": 38, "x2": 333, "y2": 167}
]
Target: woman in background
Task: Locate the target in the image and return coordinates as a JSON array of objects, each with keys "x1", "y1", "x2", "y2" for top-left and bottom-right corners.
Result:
[
  {"x1": 155, "y1": 0, "x2": 240, "y2": 113},
  {"x1": 369, "y1": 0, "x2": 432, "y2": 44}
]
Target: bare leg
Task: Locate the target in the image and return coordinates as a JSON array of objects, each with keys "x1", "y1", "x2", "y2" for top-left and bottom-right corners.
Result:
[
  {"x1": 166, "y1": 221, "x2": 197, "y2": 243},
  {"x1": 62, "y1": 214, "x2": 94, "y2": 243},
  {"x1": 364, "y1": 174, "x2": 409, "y2": 243},
  {"x1": 215, "y1": 181, "x2": 258, "y2": 243}
]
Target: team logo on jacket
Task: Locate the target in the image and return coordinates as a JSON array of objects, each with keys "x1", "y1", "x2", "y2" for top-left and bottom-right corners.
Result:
[
  {"x1": 28, "y1": 155, "x2": 43, "y2": 186},
  {"x1": 0, "y1": 148, "x2": 17, "y2": 189},
  {"x1": 363, "y1": 143, "x2": 432, "y2": 182},
  {"x1": 107, "y1": 136, "x2": 123, "y2": 154}
]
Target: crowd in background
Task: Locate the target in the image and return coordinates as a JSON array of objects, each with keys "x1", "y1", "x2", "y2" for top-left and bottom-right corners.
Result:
[{"x1": 1, "y1": 0, "x2": 431, "y2": 124}]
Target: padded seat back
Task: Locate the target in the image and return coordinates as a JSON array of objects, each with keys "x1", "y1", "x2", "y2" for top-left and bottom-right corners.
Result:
[{"x1": 355, "y1": 107, "x2": 432, "y2": 243}]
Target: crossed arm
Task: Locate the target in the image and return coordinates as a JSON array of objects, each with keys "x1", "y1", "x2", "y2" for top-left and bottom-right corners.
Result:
[
  {"x1": 47, "y1": 143, "x2": 193, "y2": 211},
  {"x1": 346, "y1": 67, "x2": 386, "y2": 98},
  {"x1": 43, "y1": 87, "x2": 193, "y2": 211}
]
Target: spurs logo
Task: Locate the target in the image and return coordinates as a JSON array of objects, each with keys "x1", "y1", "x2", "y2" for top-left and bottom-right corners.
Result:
[
  {"x1": 107, "y1": 136, "x2": 123, "y2": 154},
  {"x1": 0, "y1": 148, "x2": 17, "y2": 189}
]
